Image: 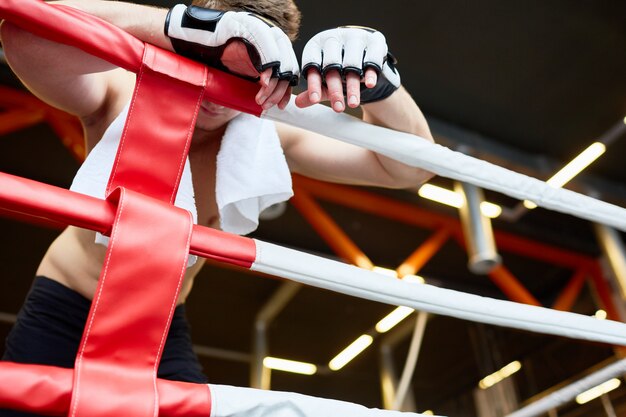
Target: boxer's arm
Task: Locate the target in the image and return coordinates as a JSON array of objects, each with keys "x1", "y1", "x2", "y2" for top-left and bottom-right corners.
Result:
[
  {"x1": 358, "y1": 86, "x2": 435, "y2": 186},
  {"x1": 0, "y1": 16, "x2": 122, "y2": 120},
  {"x1": 0, "y1": 0, "x2": 171, "y2": 120},
  {"x1": 280, "y1": 27, "x2": 434, "y2": 189},
  {"x1": 277, "y1": 88, "x2": 434, "y2": 189},
  {"x1": 62, "y1": 0, "x2": 297, "y2": 107},
  {"x1": 1, "y1": 0, "x2": 292, "y2": 120},
  {"x1": 52, "y1": 0, "x2": 173, "y2": 50}
]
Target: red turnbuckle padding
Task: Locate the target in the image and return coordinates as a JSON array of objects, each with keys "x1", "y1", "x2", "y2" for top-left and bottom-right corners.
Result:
[{"x1": 69, "y1": 188, "x2": 194, "y2": 417}]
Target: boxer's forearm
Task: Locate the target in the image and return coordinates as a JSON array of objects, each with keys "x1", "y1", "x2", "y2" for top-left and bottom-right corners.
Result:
[
  {"x1": 50, "y1": 0, "x2": 173, "y2": 51},
  {"x1": 361, "y1": 86, "x2": 433, "y2": 142},
  {"x1": 361, "y1": 86, "x2": 436, "y2": 186}
]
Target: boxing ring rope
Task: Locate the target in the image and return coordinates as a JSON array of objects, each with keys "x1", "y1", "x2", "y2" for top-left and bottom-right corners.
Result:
[
  {"x1": 0, "y1": 0, "x2": 625, "y2": 416},
  {"x1": 505, "y1": 358, "x2": 626, "y2": 417},
  {"x1": 265, "y1": 105, "x2": 626, "y2": 232},
  {"x1": 4, "y1": 170, "x2": 626, "y2": 347},
  {"x1": 3, "y1": 0, "x2": 626, "y2": 232}
]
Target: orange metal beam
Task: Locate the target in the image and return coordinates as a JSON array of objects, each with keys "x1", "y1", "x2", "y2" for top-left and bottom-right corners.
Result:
[
  {"x1": 397, "y1": 227, "x2": 451, "y2": 277},
  {"x1": 0, "y1": 86, "x2": 84, "y2": 160},
  {"x1": 552, "y1": 269, "x2": 588, "y2": 311},
  {"x1": 488, "y1": 264, "x2": 542, "y2": 306},
  {"x1": 295, "y1": 175, "x2": 445, "y2": 230},
  {"x1": 294, "y1": 175, "x2": 595, "y2": 270},
  {"x1": 0, "y1": 85, "x2": 44, "y2": 108},
  {"x1": 0, "y1": 108, "x2": 45, "y2": 135},
  {"x1": 290, "y1": 186, "x2": 374, "y2": 269}
]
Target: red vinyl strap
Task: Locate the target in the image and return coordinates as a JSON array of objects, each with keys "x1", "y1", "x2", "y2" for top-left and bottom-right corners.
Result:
[
  {"x1": 69, "y1": 188, "x2": 193, "y2": 417},
  {"x1": 106, "y1": 44, "x2": 206, "y2": 202}
]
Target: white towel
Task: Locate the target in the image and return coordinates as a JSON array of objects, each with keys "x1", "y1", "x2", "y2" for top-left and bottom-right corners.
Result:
[
  {"x1": 70, "y1": 103, "x2": 293, "y2": 262},
  {"x1": 216, "y1": 112, "x2": 293, "y2": 235}
]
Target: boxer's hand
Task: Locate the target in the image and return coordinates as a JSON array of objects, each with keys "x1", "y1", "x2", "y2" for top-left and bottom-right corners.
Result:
[
  {"x1": 165, "y1": 4, "x2": 299, "y2": 109},
  {"x1": 296, "y1": 26, "x2": 401, "y2": 112}
]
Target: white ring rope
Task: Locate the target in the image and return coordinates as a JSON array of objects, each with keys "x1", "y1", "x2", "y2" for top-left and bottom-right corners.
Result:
[
  {"x1": 505, "y1": 358, "x2": 626, "y2": 417},
  {"x1": 252, "y1": 240, "x2": 626, "y2": 346},
  {"x1": 265, "y1": 100, "x2": 626, "y2": 415},
  {"x1": 265, "y1": 102, "x2": 626, "y2": 232},
  {"x1": 209, "y1": 383, "x2": 443, "y2": 417}
]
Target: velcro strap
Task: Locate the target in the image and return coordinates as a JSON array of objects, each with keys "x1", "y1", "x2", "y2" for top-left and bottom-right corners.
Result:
[{"x1": 105, "y1": 44, "x2": 206, "y2": 203}]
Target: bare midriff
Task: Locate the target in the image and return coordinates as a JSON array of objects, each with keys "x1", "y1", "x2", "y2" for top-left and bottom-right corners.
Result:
[{"x1": 36, "y1": 116, "x2": 222, "y2": 305}]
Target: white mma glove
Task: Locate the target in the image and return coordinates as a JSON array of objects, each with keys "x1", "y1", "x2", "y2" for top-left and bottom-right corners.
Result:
[
  {"x1": 302, "y1": 26, "x2": 400, "y2": 103},
  {"x1": 165, "y1": 4, "x2": 300, "y2": 85}
]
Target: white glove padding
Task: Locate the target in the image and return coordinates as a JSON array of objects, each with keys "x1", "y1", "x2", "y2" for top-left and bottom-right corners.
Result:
[
  {"x1": 301, "y1": 26, "x2": 401, "y2": 103},
  {"x1": 165, "y1": 4, "x2": 300, "y2": 85}
]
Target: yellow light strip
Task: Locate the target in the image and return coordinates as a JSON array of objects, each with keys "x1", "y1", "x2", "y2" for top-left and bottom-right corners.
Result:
[
  {"x1": 523, "y1": 200, "x2": 538, "y2": 210},
  {"x1": 419, "y1": 184, "x2": 463, "y2": 207},
  {"x1": 479, "y1": 361, "x2": 522, "y2": 389},
  {"x1": 375, "y1": 306, "x2": 414, "y2": 333},
  {"x1": 575, "y1": 378, "x2": 621, "y2": 404},
  {"x1": 547, "y1": 142, "x2": 606, "y2": 187},
  {"x1": 329, "y1": 335, "x2": 373, "y2": 371},
  {"x1": 402, "y1": 274, "x2": 425, "y2": 284},
  {"x1": 418, "y1": 184, "x2": 501, "y2": 219},
  {"x1": 263, "y1": 357, "x2": 317, "y2": 375},
  {"x1": 480, "y1": 201, "x2": 502, "y2": 218},
  {"x1": 372, "y1": 266, "x2": 398, "y2": 277},
  {"x1": 524, "y1": 142, "x2": 606, "y2": 209},
  {"x1": 594, "y1": 309, "x2": 608, "y2": 320},
  {"x1": 374, "y1": 274, "x2": 424, "y2": 334}
]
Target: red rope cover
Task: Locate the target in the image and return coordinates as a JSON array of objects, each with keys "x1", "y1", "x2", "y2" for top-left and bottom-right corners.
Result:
[
  {"x1": 0, "y1": 0, "x2": 261, "y2": 415},
  {"x1": 0, "y1": 0, "x2": 263, "y2": 116},
  {"x1": 0, "y1": 172, "x2": 257, "y2": 268}
]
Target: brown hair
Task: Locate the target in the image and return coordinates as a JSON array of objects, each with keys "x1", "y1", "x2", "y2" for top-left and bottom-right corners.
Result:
[{"x1": 191, "y1": 0, "x2": 301, "y2": 41}]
